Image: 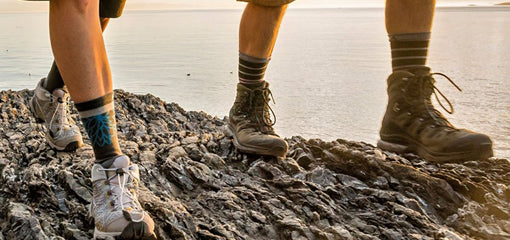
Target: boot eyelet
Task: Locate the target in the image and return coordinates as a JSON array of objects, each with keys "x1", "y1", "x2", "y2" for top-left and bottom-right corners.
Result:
[
  {"x1": 418, "y1": 118, "x2": 424, "y2": 122},
  {"x1": 406, "y1": 112, "x2": 412, "y2": 116},
  {"x1": 392, "y1": 103, "x2": 400, "y2": 112},
  {"x1": 402, "y1": 77, "x2": 409, "y2": 81}
]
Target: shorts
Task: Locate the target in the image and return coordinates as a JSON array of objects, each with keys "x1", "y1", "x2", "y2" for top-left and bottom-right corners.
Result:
[
  {"x1": 25, "y1": 0, "x2": 126, "y2": 18},
  {"x1": 237, "y1": 0, "x2": 295, "y2": 7},
  {"x1": 99, "y1": 0, "x2": 126, "y2": 18}
]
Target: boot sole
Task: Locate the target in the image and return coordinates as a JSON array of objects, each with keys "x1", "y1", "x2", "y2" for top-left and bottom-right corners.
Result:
[
  {"x1": 47, "y1": 139, "x2": 82, "y2": 152},
  {"x1": 29, "y1": 96, "x2": 83, "y2": 152},
  {"x1": 377, "y1": 137, "x2": 494, "y2": 163},
  {"x1": 93, "y1": 228, "x2": 157, "y2": 240},
  {"x1": 225, "y1": 125, "x2": 287, "y2": 158}
]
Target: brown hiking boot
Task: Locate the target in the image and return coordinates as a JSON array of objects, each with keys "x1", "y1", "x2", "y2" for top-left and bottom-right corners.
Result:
[
  {"x1": 226, "y1": 82, "x2": 288, "y2": 158},
  {"x1": 378, "y1": 67, "x2": 493, "y2": 162}
]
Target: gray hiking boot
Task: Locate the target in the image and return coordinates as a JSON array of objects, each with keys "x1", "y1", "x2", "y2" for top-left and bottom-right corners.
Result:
[
  {"x1": 226, "y1": 82, "x2": 288, "y2": 158},
  {"x1": 378, "y1": 67, "x2": 493, "y2": 162},
  {"x1": 90, "y1": 155, "x2": 156, "y2": 240},
  {"x1": 29, "y1": 78, "x2": 83, "y2": 151}
]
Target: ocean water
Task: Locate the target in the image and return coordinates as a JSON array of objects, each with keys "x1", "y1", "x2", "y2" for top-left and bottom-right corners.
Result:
[{"x1": 0, "y1": 8, "x2": 509, "y2": 158}]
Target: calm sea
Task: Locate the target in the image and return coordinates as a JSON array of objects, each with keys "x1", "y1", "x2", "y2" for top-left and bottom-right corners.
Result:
[{"x1": 0, "y1": 8, "x2": 509, "y2": 158}]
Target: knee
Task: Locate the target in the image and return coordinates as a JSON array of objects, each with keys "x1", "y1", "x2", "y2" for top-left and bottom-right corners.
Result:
[{"x1": 51, "y1": 0, "x2": 97, "y2": 15}]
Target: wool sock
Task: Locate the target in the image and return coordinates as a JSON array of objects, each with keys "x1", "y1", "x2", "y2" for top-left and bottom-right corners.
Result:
[
  {"x1": 238, "y1": 52, "x2": 269, "y2": 87},
  {"x1": 43, "y1": 61, "x2": 65, "y2": 93},
  {"x1": 75, "y1": 92, "x2": 122, "y2": 167},
  {"x1": 389, "y1": 32, "x2": 430, "y2": 71}
]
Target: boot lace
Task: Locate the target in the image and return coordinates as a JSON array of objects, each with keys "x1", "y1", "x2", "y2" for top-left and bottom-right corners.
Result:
[
  {"x1": 404, "y1": 72, "x2": 462, "y2": 129},
  {"x1": 98, "y1": 167, "x2": 145, "y2": 223},
  {"x1": 253, "y1": 87, "x2": 277, "y2": 128},
  {"x1": 49, "y1": 94, "x2": 74, "y2": 137},
  {"x1": 236, "y1": 87, "x2": 277, "y2": 134}
]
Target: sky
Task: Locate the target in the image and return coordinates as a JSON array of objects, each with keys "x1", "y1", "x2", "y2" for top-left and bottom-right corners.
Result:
[{"x1": 0, "y1": 0, "x2": 505, "y2": 13}]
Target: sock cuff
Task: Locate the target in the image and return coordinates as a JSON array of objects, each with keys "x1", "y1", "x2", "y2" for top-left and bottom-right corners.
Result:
[
  {"x1": 389, "y1": 32, "x2": 431, "y2": 42},
  {"x1": 76, "y1": 92, "x2": 114, "y2": 118},
  {"x1": 239, "y1": 52, "x2": 271, "y2": 64}
]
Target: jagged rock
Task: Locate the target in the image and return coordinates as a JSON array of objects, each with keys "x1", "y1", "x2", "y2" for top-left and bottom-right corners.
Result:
[
  {"x1": 0, "y1": 89, "x2": 508, "y2": 239},
  {"x1": 5, "y1": 203, "x2": 49, "y2": 240}
]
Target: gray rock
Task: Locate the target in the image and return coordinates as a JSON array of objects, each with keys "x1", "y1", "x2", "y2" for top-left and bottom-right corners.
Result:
[
  {"x1": 0, "y1": 89, "x2": 508, "y2": 240},
  {"x1": 62, "y1": 170, "x2": 92, "y2": 203},
  {"x1": 7, "y1": 203, "x2": 49, "y2": 240}
]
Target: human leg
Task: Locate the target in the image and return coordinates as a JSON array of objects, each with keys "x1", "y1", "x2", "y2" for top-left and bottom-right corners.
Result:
[
  {"x1": 227, "y1": 2, "x2": 290, "y2": 158},
  {"x1": 31, "y1": 0, "x2": 119, "y2": 152},
  {"x1": 48, "y1": 0, "x2": 155, "y2": 238},
  {"x1": 378, "y1": 0, "x2": 493, "y2": 162},
  {"x1": 44, "y1": 18, "x2": 110, "y2": 92},
  {"x1": 30, "y1": 18, "x2": 111, "y2": 152}
]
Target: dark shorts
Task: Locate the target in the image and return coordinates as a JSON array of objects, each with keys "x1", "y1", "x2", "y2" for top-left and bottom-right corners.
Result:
[
  {"x1": 25, "y1": 0, "x2": 126, "y2": 18},
  {"x1": 99, "y1": 0, "x2": 126, "y2": 18}
]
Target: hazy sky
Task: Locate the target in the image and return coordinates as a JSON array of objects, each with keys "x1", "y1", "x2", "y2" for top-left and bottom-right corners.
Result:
[{"x1": 0, "y1": 0, "x2": 503, "y2": 13}]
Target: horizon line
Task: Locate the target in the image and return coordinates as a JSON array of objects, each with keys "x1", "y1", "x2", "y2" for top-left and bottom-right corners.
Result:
[{"x1": 0, "y1": 4, "x2": 507, "y2": 14}]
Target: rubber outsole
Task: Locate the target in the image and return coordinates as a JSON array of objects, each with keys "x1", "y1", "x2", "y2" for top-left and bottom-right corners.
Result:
[
  {"x1": 377, "y1": 138, "x2": 494, "y2": 163},
  {"x1": 224, "y1": 125, "x2": 287, "y2": 158},
  {"x1": 93, "y1": 227, "x2": 157, "y2": 240}
]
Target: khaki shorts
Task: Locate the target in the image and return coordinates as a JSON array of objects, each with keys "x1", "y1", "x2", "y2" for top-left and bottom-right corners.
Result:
[
  {"x1": 238, "y1": 0, "x2": 295, "y2": 7},
  {"x1": 25, "y1": 0, "x2": 126, "y2": 18}
]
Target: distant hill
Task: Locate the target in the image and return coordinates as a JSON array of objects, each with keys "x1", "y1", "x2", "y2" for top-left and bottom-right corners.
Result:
[{"x1": 496, "y1": 2, "x2": 510, "y2": 5}]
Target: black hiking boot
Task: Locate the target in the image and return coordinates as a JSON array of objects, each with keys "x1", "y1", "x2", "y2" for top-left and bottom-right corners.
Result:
[
  {"x1": 378, "y1": 67, "x2": 493, "y2": 162},
  {"x1": 226, "y1": 82, "x2": 288, "y2": 158}
]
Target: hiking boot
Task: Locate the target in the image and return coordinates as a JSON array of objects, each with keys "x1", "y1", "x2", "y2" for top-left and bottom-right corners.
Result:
[
  {"x1": 226, "y1": 82, "x2": 288, "y2": 158},
  {"x1": 378, "y1": 67, "x2": 493, "y2": 162},
  {"x1": 90, "y1": 155, "x2": 156, "y2": 240},
  {"x1": 29, "y1": 78, "x2": 83, "y2": 151}
]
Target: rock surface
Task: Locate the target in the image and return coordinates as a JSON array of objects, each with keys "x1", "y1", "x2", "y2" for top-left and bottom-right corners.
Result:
[{"x1": 0, "y1": 89, "x2": 509, "y2": 240}]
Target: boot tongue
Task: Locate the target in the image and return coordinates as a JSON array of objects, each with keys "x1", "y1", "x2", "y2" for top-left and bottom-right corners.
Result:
[
  {"x1": 52, "y1": 89, "x2": 66, "y2": 102},
  {"x1": 112, "y1": 155, "x2": 130, "y2": 168},
  {"x1": 105, "y1": 155, "x2": 131, "y2": 178},
  {"x1": 408, "y1": 67, "x2": 431, "y2": 77},
  {"x1": 107, "y1": 155, "x2": 132, "y2": 205}
]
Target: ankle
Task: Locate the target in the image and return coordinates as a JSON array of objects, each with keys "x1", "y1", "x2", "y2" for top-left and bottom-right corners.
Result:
[
  {"x1": 389, "y1": 32, "x2": 430, "y2": 72},
  {"x1": 240, "y1": 81, "x2": 265, "y2": 89},
  {"x1": 238, "y1": 52, "x2": 269, "y2": 87}
]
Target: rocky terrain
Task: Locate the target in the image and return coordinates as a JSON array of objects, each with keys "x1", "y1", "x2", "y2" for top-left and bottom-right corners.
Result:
[{"x1": 0, "y1": 89, "x2": 509, "y2": 240}]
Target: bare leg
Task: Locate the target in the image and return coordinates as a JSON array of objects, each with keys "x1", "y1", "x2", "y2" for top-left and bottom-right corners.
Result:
[
  {"x1": 239, "y1": 3, "x2": 287, "y2": 58},
  {"x1": 48, "y1": 1, "x2": 157, "y2": 236},
  {"x1": 49, "y1": 0, "x2": 112, "y2": 103},
  {"x1": 385, "y1": 0, "x2": 436, "y2": 34},
  {"x1": 227, "y1": 3, "x2": 290, "y2": 158},
  {"x1": 385, "y1": 0, "x2": 435, "y2": 71},
  {"x1": 49, "y1": 0, "x2": 122, "y2": 162},
  {"x1": 44, "y1": 17, "x2": 110, "y2": 92}
]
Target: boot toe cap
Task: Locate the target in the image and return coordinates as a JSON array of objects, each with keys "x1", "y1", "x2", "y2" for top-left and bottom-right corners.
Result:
[
  {"x1": 105, "y1": 211, "x2": 156, "y2": 238},
  {"x1": 443, "y1": 132, "x2": 493, "y2": 158},
  {"x1": 236, "y1": 132, "x2": 289, "y2": 157}
]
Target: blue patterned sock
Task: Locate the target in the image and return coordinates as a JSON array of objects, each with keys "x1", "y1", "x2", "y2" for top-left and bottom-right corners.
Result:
[{"x1": 75, "y1": 92, "x2": 122, "y2": 166}]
